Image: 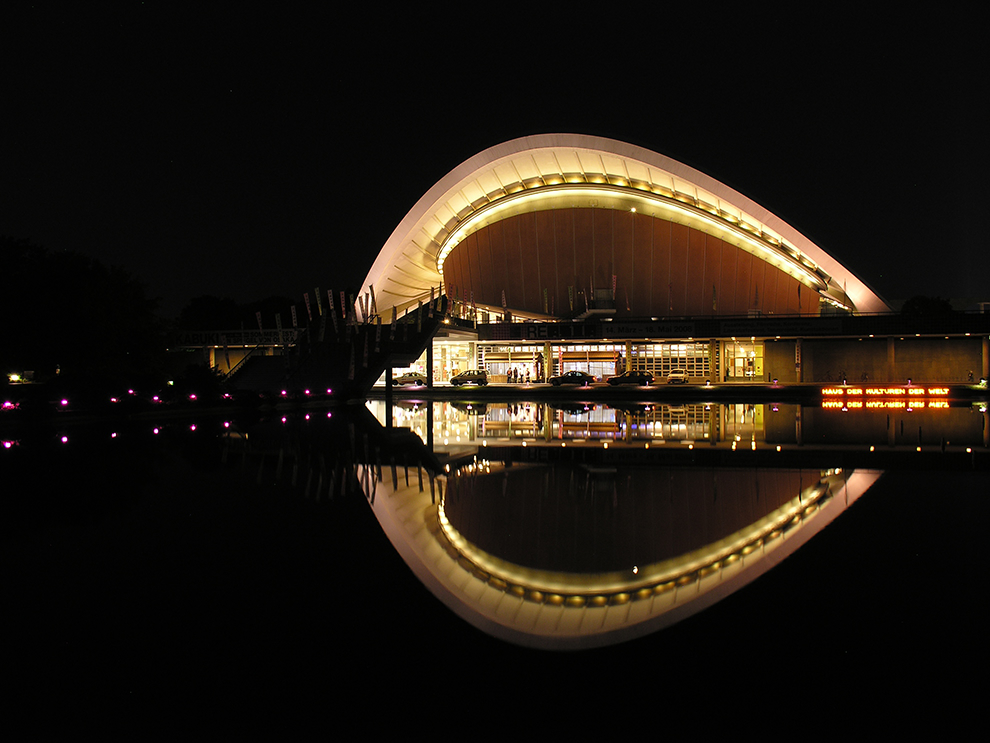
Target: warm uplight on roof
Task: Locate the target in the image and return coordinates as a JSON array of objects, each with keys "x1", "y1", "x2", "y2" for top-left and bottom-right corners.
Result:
[{"x1": 435, "y1": 183, "x2": 826, "y2": 289}]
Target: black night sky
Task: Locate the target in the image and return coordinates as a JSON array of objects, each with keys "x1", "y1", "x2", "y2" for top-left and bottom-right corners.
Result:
[{"x1": 4, "y1": 7, "x2": 987, "y2": 319}]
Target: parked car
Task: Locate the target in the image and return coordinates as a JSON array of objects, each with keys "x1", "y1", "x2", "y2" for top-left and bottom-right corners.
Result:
[
  {"x1": 666, "y1": 369, "x2": 688, "y2": 384},
  {"x1": 393, "y1": 372, "x2": 427, "y2": 386},
  {"x1": 450, "y1": 369, "x2": 488, "y2": 386},
  {"x1": 548, "y1": 370, "x2": 596, "y2": 386},
  {"x1": 607, "y1": 370, "x2": 654, "y2": 386}
]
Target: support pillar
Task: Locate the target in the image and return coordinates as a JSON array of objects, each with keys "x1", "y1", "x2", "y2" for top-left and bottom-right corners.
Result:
[
  {"x1": 427, "y1": 339, "x2": 434, "y2": 388},
  {"x1": 710, "y1": 339, "x2": 717, "y2": 384},
  {"x1": 384, "y1": 369, "x2": 393, "y2": 428},
  {"x1": 427, "y1": 398, "x2": 434, "y2": 451}
]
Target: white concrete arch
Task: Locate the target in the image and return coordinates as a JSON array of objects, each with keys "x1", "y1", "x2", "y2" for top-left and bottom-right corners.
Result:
[{"x1": 360, "y1": 134, "x2": 889, "y2": 315}]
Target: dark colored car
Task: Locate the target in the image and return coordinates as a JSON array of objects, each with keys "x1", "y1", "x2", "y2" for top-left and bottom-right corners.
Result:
[
  {"x1": 450, "y1": 369, "x2": 488, "y2": 386},
  {"x1": 548, "y1": 370, "x2": 596, "y2": 386},
  {"x1": 606, "y1": 370, "x2": 654, "y2": 386}
]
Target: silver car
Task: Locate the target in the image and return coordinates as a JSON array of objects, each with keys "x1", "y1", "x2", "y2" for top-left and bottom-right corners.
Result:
[{"x1": 394, "y1": 372, "x2": 427, "y2": 386}]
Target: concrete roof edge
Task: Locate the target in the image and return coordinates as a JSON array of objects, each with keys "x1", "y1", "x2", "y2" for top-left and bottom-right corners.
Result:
[{"x1": 360, "y1": 134, "x2": 890, "y2": 314}]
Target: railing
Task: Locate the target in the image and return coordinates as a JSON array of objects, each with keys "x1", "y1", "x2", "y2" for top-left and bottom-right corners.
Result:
[{"x1": 223, "y1": 344, "x2": 266, "y2": 380}]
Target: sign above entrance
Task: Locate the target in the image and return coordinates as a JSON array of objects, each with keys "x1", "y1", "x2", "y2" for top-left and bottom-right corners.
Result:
[
  {"x1": 478, "y1": 321, "x2": 697, "y2": 342},
  {"x1": 604, "y1": 321, "x2": 697, "y2": 338}
]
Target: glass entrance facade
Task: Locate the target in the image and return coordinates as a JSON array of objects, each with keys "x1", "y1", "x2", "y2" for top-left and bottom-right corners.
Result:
[
  {"x1": 628, "y1": 342, "x2": 712, "y2": 380},
  {"x1": 478, "y1": 345, "x2": 546, "y2": 383},
  {"x1": 435, "y1": 341, "x2": 474, "y2": 384},
  {"x1": 723, "y1": 339, "x2": 764, "y2": 381},
  {"x1": 380, "y1": 337, "x2": 770, "y2": 386},
  {"x1": 480, "y1": 341, "x2": 714, "y2": 382}
]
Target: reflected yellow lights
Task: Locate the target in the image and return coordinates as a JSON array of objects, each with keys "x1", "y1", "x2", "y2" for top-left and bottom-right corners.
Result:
[{"x1": 436, "y1": 466, "x2": 835, "y2": 612}]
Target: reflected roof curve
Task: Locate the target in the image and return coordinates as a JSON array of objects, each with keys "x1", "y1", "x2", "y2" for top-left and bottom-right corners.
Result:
[{"x1": 360, "y1": 134, "x2": 889, "y2": 315}]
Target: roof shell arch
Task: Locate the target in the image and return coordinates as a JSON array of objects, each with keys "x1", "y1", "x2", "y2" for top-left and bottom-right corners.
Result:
[{"x1": 361, "y1": 134, "x2": 888, "y2": 315}]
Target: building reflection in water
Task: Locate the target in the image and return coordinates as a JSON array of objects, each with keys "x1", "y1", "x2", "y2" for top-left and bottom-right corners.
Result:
[
  {"x1": 351, "y1": 397, "x2": 987, "y2": 648},
  {"x1": 366, "y1": 397, "x2": 988, "y2": 450},
  {"x1": 430, "y1": 459, "x2": 872, "y2": 649}
]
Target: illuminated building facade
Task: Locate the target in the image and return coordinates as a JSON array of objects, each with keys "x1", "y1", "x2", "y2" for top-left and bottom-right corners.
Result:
[{"x1": 362, "y1": 135, "x2": 987, "y2": 385}]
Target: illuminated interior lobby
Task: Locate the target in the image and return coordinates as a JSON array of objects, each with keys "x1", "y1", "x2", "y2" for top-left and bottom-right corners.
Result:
[{"x1": 363, "y1": 134, "x2": 988, "y2": 387}]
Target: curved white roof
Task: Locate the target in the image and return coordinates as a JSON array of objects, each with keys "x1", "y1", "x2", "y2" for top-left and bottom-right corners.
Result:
[{"x1": 361, "y1": 134, "x2": 888, "y2": 315}]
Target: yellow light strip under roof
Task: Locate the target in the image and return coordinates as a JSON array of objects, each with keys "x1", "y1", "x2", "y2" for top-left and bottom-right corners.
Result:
[{"x1": 436, "y1": 183, "x2": 827, "y2": 290}]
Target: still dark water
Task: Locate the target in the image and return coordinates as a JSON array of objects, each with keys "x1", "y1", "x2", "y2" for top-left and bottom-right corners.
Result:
[{"x1": 4, "y1": 398, "x2": 988, "y2": 730}]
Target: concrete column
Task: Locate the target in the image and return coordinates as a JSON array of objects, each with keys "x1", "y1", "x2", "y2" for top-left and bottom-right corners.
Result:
[
  {"x1": 709, "y1": 340, "x2": 717, "y2": 384},
  {"x1": 385, "y1": 369, "x2": 393, "y2": 428},
  {"x1": 983, "y1": 336, "x2": 989, "y2": 381},
  {"x1": 427, "y1": 340, "x2": 434, "y2": 388},
  {"x1": 427, "y1": 401, "x2": 434, "y2": 450}
]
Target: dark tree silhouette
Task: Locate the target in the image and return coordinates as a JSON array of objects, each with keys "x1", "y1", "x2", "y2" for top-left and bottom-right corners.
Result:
[
  {"x1": 1, "y1": 235, "x2": 165, "y2": 387},
  {"x1": 900, "y1": 295, "x2": 954, "y2": 316},
  {"x1": 174, "y1": 294, "x2": 304, "y2": 331},
  {"x1": 176, "y1": 295, "x2": 244, "y2": 330}
]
